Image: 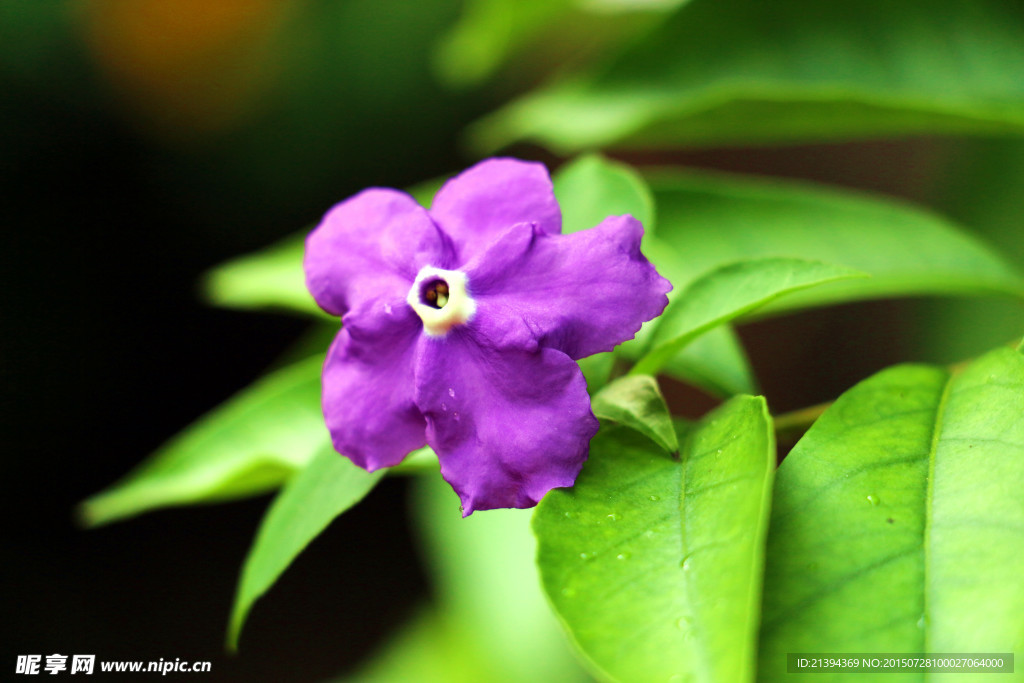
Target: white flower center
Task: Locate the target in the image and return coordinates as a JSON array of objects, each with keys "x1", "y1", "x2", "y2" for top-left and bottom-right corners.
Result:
[{"x1": 407, "y1": 267, "x2": 476, "y2": 336}]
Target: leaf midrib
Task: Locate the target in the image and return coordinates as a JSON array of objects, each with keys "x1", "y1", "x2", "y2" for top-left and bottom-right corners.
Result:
[
  {"x1": 677, "y1": 427, "x2": 703, "y2": 681},
  {"x1": 922, "y1": 368, "x2": 956, "y2": 674}
]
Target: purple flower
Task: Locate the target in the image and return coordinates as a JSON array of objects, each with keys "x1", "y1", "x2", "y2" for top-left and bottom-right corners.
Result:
[{"x1": 304, "y1": 158, "x2": 671, "y2": 514}]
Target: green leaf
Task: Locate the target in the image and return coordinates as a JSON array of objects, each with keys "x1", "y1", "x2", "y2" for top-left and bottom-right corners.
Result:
[
  {"x1": 615, "y1": 323, "x2": 758, "y2": 397},
  {"x1": 553, "y1": 153, "x2": 655, "y2": 234},
  {"x1": 632, "y1": 258, "x2": 867, "y2": 375},
  {"x1": 470, "y1": 0, "x2": 1024, "y2": 152},
  {"x1": 79, "y1": 357, "x2": 326, "y2": 527},
  {"x1": 577, "y1": 351, "x2": 616, "y2": 393},
  {"x1": 658, "y1": 324, "x2": 757, "y2": 397},
  {"x1": 534, "y1": 395, "x2": 775, "y2": 682},
  {"x1": 591, "y1": 374, "x2": 678, "y2": 453},
  {"x1": 646, "y1": 168, "x2": 1024, "y2": 309},
  {"x1": 228, "y1": 445, "x2": 384, "y2": 650},
  {"x1": 412, "y1": 475, "x2": 590, "y2": 682},
  {"x1": 203, "y1": 233, "x2": 318, "y2": 316},
  {"x1": 758, "y1": 346, "x2": 1024, "y2": 679},
  {"x1": 432, "y1": 0, "x2": 569, "y2": 88}
]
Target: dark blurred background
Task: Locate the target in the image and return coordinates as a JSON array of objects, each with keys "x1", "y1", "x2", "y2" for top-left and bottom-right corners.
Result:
[{"x1": 3, "y1": 1, "x2": 1022, "y2": 680}]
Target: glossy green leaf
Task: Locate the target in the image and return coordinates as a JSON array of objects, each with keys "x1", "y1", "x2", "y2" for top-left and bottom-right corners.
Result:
[
  {"x1": 633, "y1": 258, "x2": 867, "y2": 375},
  {"x1": 646, "y1": 169, "x2": 1024, "y2": 310},
  {"x1": 229, "y1": 445, "x2": 384, "y2": 650},
  {"x1": 758, "y1": 346, "x2": 1024, "y2": 679},
  {"x1": 534, "y1": 395, "x2": 774, "y2": 682},
  {"x1": 471, "y1": 0, "x2": 1024, "y2": 152},
  {"x1": 413, "y1": 475, "x2": 589, "y2": 683},
  {"x1": 79, "y1": 357, "x2": 326, "y2": 527},
  {"x1": 591, "y1": 374, "x2": 677, "y2": 453}
]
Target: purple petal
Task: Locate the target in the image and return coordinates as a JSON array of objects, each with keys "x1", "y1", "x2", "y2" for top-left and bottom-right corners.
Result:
[
  {"x1": 305, "y1": 188, "x2": 452, "y2": 317},
  {"x1": 429, "y1": 158, "x2": 561, "y2": 264},
  {"x1": 414, "y1": 327, "x2": 598, "y2": 515},
  {"x1": 463, "y1": 217, "x2": 671, "y2": 360},
  {"x1": 322, "y1": 302, "x2": 427, "y2": 470}
]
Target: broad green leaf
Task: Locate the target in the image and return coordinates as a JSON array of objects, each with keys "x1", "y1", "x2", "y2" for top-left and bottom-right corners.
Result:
[
  {"x1": 553, "y1": 153, "x2": 655, "y2": 234},
  {"x1": 79, "y1": 357, "x2": 326, "y2": 527},
  {"x1": 412, "y1": 475, "x2": 589, "y2": 683},
  {"x1": 758, "y1": 346, "x2": 1024, "y2": 680},
  {"x1": 646, "y1": 169, "x2": 1024, "y2": 310},
  {"x1": 591, "y1": 374, "x2": 677, "y2": 453},
  {"x1": 534, "y1": 396, "x2": 774, "y2": 682},
  {"x1": 470, "y1": 0, "x2": 1024, "y2": 152},
  {"x1": 632, "y1": 258, "x2": 867, "y2": 375},
  {"x1": 228, "y1": 445, "x2": 384, "y2": 650}
]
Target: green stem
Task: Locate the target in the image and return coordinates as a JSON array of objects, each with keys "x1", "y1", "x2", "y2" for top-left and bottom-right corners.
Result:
[{"x1": 772, "y1": 401, "x2": 830, "y2": 442}]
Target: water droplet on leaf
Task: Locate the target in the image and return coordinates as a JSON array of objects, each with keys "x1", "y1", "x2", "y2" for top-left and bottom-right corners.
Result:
[{"x1": 867, "y1": 494, "x2": 879, "y2": 505}]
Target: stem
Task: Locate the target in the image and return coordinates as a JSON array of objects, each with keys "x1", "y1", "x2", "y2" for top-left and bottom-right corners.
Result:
[{"x1": 772, "y1": 401, "x2": 830, "y2": 442}]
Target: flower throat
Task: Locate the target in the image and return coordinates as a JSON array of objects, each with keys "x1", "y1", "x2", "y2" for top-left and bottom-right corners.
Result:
[{"x1": 422, "y1": 279, "x2": 450, "y2": 308}]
